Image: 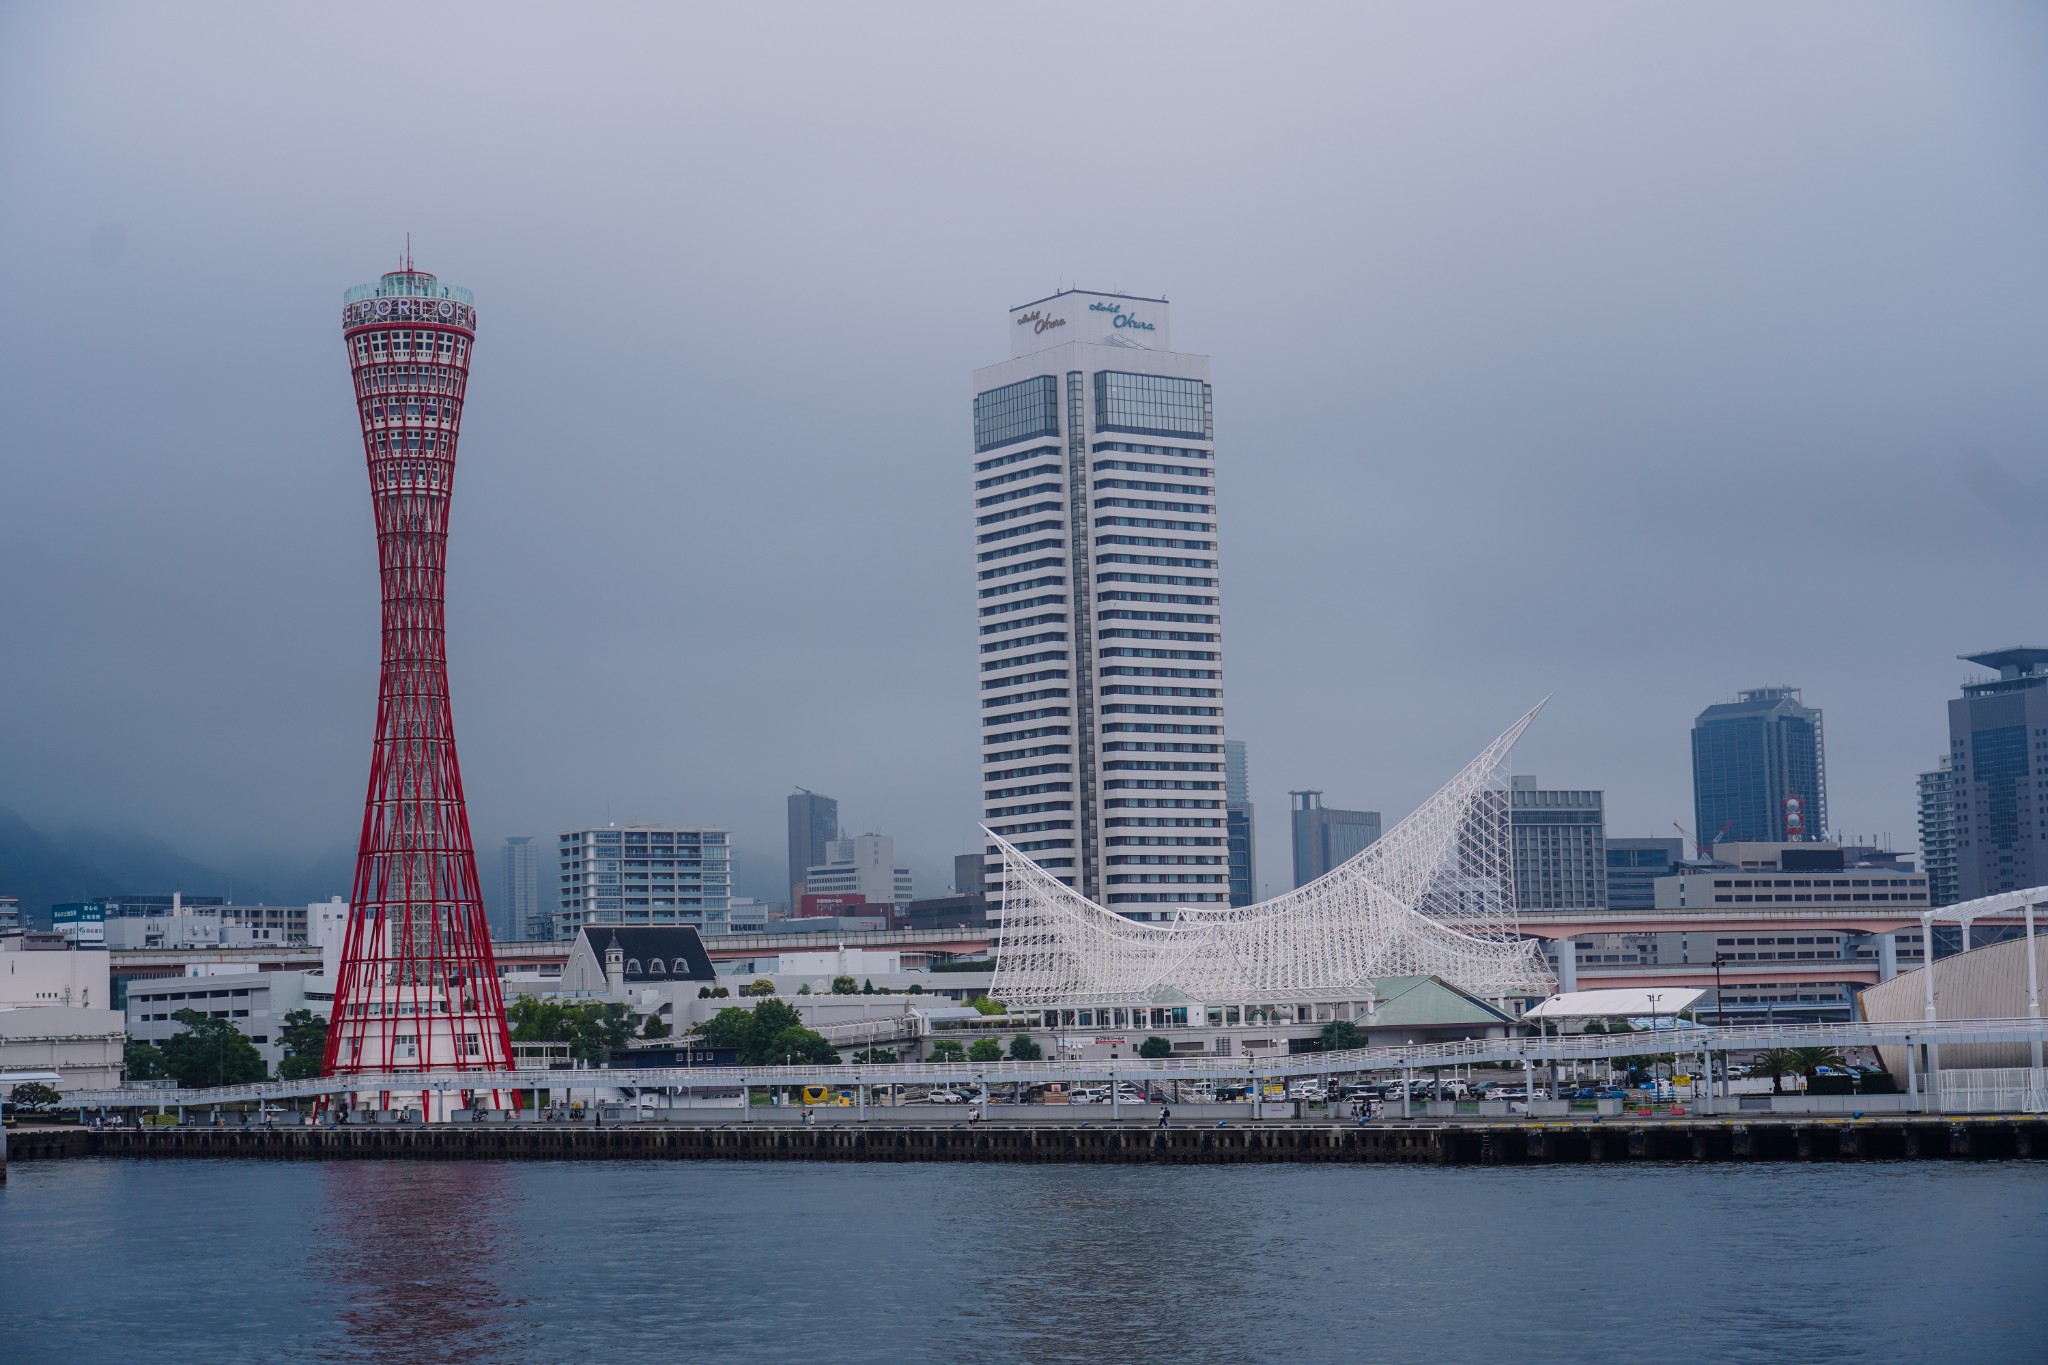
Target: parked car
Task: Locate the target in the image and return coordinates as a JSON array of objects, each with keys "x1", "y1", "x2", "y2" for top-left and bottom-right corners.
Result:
[{"x1": 1070, "y1": 1084, "x2": 1146, "y2": 1105}]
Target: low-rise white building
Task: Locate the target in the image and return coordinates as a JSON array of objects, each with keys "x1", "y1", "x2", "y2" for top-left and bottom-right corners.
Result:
[
  {"x1": 804, "y1": 834, "x2": 913, "y2": 910},
  {"x1": 0, "y1": 1006, "x2": 125, "y2": 1092},
  {"x1": 1, "y1": 933, "x2": 110, "y2": 1010},
  {"x1": 125, "y1": 970, "x2": 333, "y2": 1071}
]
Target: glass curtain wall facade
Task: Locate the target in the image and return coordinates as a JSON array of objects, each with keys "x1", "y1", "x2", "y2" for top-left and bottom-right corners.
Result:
[
  {"x1": 1225, "y1": 739, "x2": 1256, "y2": 906},
  {"x1": 1947, "y1": 648, "x2": 2048, "y2": 901},
  {"x1": 1691, "y1": 687, "x2": 1827, "y2": 847},
  {"x1": 1604, "y1": 837, "x2": 1682, "y2": 911},
  {"x1": 1289, "y1": 791, "x2": 1383, "y2": 888},
  {"x1": 972, "y1": 291, "x2": 1227, "y2": 919},
  {"x1": 786, "y1": 791, "x2": 839, "y2": 904},
  {"x1": 501, "y1": 836, "x2": 542, "y2": 941}
]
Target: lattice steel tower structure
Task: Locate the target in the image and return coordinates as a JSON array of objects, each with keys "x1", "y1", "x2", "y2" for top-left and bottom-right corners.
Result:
[{"x1": 323, "y1": 260, "x2": 513, "y2": 1106}]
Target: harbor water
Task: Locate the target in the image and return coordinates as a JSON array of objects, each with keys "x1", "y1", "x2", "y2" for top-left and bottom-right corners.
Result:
[{"x1": 1, "y1": 1158, "x2": 2042, "y2": 1362}]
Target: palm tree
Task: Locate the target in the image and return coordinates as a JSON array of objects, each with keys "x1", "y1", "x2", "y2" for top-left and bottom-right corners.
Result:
[
  {"x1": 1786, "y1": 1046, "x2": 1846, "y2": 1085},
  {"x1": 1747, "y1": 1048, "x2": 1801, "y2": 1094}
]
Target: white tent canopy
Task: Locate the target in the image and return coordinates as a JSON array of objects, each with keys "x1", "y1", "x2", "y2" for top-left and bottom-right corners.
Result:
[{"x1": 1524, "y1": 988, "x2": 1705, "y2": 1021}]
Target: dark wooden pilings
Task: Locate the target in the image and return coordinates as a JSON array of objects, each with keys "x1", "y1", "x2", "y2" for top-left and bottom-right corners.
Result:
[{"x1": 8, "y1": 1118, "x2": 2047, "y2": 1166}]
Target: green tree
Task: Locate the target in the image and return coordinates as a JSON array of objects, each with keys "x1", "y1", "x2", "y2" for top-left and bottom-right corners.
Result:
[
  {"x1": 861, "y1": 979, "x2": 875, "y2": 995},
  {"x1": 798, "y1": 983, "x2": 812, "y2": 995},
  {"x1": 159, "y1": 1008, "x2": 267, "y2": 1088},
  {"x1": 691, "y1": 998, "x2": 837, "y2": 1066},
  {"x1": 7, "y1": 1081, "x2": 61, "y2": 1112},
  {"x1": 275, "y1": 1008, "x2": 329, "y2": 1081},
  {"x1": 743, "y1": 978, "x2": 777, "y2": 997},
  {"x1": 968, "y1": 1037, "x2": 1004, "y2": 1062},
  {"x1": 971, "y1": 996, "x2": 1006, "y2": 1016},
  {"x1": 928, "y1": 1039, "x2": 967, "y2": 1062},
  {"x1": 1137, "y1": 1035, "x2": 1173, "y2": 1059},
  {"x1": 125, "y1": 1040, "x2": 171, "y2": 1081},
  {"x1": 1007, "y1": 1034, "x2": 1042, "y2": 1061},
  {"x1": 693, "y1": 1007, "x2": 757, "y2": 1055},
  {"x1": 567, "y1": 1003, "x2": 635, "y2": 1064},
  {"x1": 852, "y1": 1047, "x2": 898, "y2": 1063},
  {"x1": 832, "y1": 975, "x2": 858, "y2": 995},
  {"x1": 1319, "y1": 1020, "x2": 1366, "y2": 1052},
  {"x1": 1747, "y1": 1048, "x2": 1801, "y2": 1094},
  {"x1": 507, "y1": 997, "x2": 634, "y2": 1064},
  {"x1": 698, "y1": 986, "x2": 714, "y2": 999},
  {"x1": 507, "y1": 995, "x2": 570, "y2": 1043},
  {"x1": 640, "y1": 1012, "x2": 672, "y2": 1040},
  {"x1": 750, "y1": 998, "x2": 804, "y2": 1039},
  {"x1": 907, "y1": 983, "x2": 924, "y2": 995},
  {"x1": 771, "y1": 1026, "x2": 842, "y2": 1065}
]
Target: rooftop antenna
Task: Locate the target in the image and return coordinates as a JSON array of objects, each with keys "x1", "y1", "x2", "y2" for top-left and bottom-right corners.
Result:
[{"x1": 404, "y1": 232, "x2": 413, "y2": 273}]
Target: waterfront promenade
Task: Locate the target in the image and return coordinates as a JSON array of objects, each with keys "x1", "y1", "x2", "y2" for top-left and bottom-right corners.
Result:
[{"x1": 49, "y1": 1013, "x2": 2048, "y2": 1120}]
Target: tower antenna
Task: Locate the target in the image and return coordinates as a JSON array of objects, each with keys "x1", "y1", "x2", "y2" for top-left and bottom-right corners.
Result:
[{"x1": 405, "y1": 232, "x2": 413, "y2": 273}]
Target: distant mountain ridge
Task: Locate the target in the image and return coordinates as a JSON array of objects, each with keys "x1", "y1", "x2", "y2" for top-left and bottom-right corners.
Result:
[{"x1": 0, "y1": 803, "x2": 337, "y2": 929}]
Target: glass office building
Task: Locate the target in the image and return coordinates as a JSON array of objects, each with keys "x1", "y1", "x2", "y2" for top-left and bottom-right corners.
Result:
[
  {"x1": 1225, "y1": 739, "x2": 1256, "y2": 907},
  {"x1": 786, "y1": 790, "x2": 839, "y2": 904},
  {"x1": 1289, "y1": 791, "x2": 1382, "y2": 888},
  {"x1": 1691, "y1": 686, "x2": 1827, "y2": 847},
  {"x1": 1946, "y1": 647, "x2": 2048, "y2": 901},
  {"x1": 1604, "y1": 837, "x2": 1683, "y2": 911}
]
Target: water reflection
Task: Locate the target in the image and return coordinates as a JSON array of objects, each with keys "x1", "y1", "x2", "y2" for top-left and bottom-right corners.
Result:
[
  {"x1": 944, "y1": 1168, "x2": 1308, "y2": 1362},
  {"x1": 311, "y1": 1162, "x2": 527, "y2": 1363}
]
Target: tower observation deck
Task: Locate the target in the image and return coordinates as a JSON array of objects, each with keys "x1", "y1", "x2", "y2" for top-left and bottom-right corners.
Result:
[{"x1": 324, "y1": 264, "x2": 513, "y2": 1109}]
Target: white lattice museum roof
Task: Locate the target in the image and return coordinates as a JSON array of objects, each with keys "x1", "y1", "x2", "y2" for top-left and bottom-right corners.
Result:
[{"x1": 989, "y1": 706, "x2": 1557, "y2": 1008}]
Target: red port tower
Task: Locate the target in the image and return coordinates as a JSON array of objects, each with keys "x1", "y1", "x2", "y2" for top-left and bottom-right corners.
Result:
[{"x1": 324, "y1": 259, "x2": 514, "y2": 1110}]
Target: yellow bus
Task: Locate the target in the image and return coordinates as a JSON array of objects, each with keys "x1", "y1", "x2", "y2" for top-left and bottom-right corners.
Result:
[{"x1": 800, "y1": 1085, "x2": 854, "y2": 1106}]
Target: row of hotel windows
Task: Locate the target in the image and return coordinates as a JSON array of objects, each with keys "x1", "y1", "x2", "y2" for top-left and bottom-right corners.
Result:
[
  {"x1": 1710, "y1": 878, "x2": 1925, "y2": 888},
  {"x1": 1710, "y1": 894, "x2": 1919, "y2": 904},
  {"x1": 972, "y1": 374, "x2": 1214, "y2": 451}
]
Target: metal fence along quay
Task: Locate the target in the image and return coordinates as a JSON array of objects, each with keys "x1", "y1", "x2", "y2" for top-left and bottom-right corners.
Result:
[{"x1": 56, "y1": 1015, "x2": 2048, "y2": 1113}]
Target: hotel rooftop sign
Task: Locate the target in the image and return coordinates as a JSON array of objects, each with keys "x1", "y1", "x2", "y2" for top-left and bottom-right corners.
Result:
[{"x1": 1009, "y1": 288, "x2": 1171, "y2": 358}]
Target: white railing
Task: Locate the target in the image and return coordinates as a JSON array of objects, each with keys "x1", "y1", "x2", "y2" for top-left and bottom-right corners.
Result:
[
  {"x1": 56, "y1": 1016, "x2": 2048, "y2": 1111},
  {"x1": 814, "y1": 1016, "x2": 923, "y2": 1046},
  {"x1": 1936, "y1": 1067, "x2": 2048, "y2": 1115}
]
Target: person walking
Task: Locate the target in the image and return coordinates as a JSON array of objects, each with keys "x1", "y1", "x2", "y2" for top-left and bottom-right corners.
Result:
[{"x1": 1157, "y1": 1105, "x2": 1171, "y2": 1128}]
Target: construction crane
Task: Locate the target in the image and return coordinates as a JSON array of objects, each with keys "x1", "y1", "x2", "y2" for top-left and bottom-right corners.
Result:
[{"x1": 1673, "y1": 819, "x2": 1732, "y2": 859}]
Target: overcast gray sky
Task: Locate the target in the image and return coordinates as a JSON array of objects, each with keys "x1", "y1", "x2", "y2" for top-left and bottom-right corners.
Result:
[{"x1": 4, "y1": 3, "x2": 2046, "y2": 902}]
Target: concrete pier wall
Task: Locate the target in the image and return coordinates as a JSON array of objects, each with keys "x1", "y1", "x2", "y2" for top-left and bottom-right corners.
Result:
[{"x1": 7, "y1": 1118, "x2": 2044, "y2": 1166}]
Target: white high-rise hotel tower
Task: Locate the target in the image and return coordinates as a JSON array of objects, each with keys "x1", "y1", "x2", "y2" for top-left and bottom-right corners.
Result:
[{"x1": 972, "y1": 290, "x2": 1228, "y2": 920}]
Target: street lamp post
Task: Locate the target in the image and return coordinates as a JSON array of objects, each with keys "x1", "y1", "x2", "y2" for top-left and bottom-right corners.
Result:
[{"x1": 1647, "y1": 992, "x2": 1663, "y2": 1087}]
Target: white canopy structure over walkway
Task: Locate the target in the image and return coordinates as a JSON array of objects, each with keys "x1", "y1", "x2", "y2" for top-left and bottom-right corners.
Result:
[
  {"x1": 1524, "y1": 988, "x2": 1706, "y2": 1021},
  {"x1": 988, "y1": 705, "x2": 1556, "y2": 1009}
]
